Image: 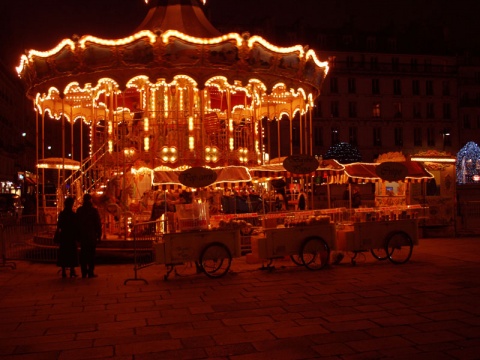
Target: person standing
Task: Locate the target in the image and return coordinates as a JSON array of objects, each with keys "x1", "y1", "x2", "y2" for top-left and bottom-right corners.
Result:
[
  {"x1": 56, "y1": 196, "x2": 79, "y2": 278},
  {"x1": 298, "y1": 192, "x2": 307, "y2": 211},
  {"x1": 76, "y1": 193, "x2": 102, "y2": 278},
  {"x1": 352, "y1": 186, "x2": 362, "y2": 208}
]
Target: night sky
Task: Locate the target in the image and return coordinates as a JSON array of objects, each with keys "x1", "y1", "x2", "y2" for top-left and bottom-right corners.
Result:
[{"x1": 1, "y1": 0, "x2": 480, "y2": 71}]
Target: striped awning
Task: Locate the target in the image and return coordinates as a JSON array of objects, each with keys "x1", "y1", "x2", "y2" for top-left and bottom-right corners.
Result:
[
  {"x1": 250, "y1": 159, "x2": 345, "y2": 180},
  {"x1": 343, "y1": 161, "x2": 433, "y2": 183},
  {"x1": 153, "y1": 166, "x2": 251, "y2": 186}
]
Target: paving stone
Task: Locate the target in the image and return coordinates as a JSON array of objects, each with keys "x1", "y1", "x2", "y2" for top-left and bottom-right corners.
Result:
[{"x1": 1, "y1": 237, "x2": 480, "y2": 359}]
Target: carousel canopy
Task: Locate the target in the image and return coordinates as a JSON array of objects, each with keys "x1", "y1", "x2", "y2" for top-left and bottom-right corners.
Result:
[
  {"x1": 37, "y1": 157, "x2": 80, "y2": 170},
  {"x1": 17, "y1": 0, "x2": 330, "y2": 172},
  {"x1": 16, "y1": 1, "x2": 329, "y2": 102}
]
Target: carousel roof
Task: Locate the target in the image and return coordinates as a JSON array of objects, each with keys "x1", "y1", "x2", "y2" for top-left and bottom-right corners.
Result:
[
  {"x1": 16, "y1": 1, "x2": 329, "y2": 101},
  {"x1": 135, "y1": 0, "x2": 221, "y2": 38}
]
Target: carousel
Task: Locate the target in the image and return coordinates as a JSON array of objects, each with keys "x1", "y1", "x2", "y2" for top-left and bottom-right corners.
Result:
[{"x1": 16, "y1": 0, "x2": 330, "y2": 238}]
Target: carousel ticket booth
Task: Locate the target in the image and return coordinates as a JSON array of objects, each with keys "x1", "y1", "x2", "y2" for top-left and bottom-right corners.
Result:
[
  {"x1": 410, "y1": 151, "x2": 457, "y2": 237},
  {"x1": 340, "y1": 153, "x2": 433, "y2": 233},
  {"x1": 342, "y1": 160, "x2": 433, "y2": 207}
]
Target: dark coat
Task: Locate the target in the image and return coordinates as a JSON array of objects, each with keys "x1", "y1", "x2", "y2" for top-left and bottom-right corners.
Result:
[
  {"x1": 56, "y1": 208, "x2": 79, "y2": 267},
  {"x1": 298, "y1": 193, "x2": 306, "y2": 210},
  {"x1": 352, "y1": 192, "x2": 361, "y2": 208},
  {"x1": 76, "y1": 203, "x2": 102, "y2": 244}
]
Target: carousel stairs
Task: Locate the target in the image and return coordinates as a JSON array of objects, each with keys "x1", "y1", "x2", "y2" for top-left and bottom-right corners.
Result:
[{"x1": 63, "y1": 138, "x2": 141, "y2": 198}]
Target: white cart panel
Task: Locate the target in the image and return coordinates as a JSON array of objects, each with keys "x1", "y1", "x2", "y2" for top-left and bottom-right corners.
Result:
[
  {"x1": 335, "y1": 219, "x2": 418, "y2": 252},
  {"x1": 253, "y1": 223, "x2": 336, "y2": 259},
  {"x1": 155, "y1": 229, "x2": 241, "y2": 264}
]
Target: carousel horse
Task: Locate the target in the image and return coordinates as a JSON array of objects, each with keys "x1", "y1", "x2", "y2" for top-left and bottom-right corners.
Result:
[{"x1": 91, "y1": 175, "x2": 135, "y2": 222}]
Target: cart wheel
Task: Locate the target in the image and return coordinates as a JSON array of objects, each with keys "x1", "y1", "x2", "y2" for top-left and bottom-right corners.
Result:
[
  {"x1": 199, "y1": 242, "x2": 232, "y2": 278},
  {"x1": 290, "y1": 254, "x2": 304, "y2": 266},
  {"x1": 371, "y1": 247, "x2": 388, "y2": 261},
  {"x1": 385, "y1": 231, "x2": 413, "y2": 264},
  {"x1": 300, "y1": 236, "x2": 330, "y2": 270}
]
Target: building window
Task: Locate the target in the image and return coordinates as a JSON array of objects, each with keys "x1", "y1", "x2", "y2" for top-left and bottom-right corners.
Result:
[
  {"x1": 331, "y1": 101, "x2": 339, "y2": 117},
  {"x1": 394, "y1": 127, "x2": 403, "y2": 146},
  {"x1": 427, "y1": 127, "x2": 435, "y2": 146},
  {"x1": 329, "y1": 56, "x2": 337, "y2": 68},
  {"x1": 372, "y1": 79, "x2": 380, "y2": 94},
  {"x1": 426, "y1": 80, "x2": 434, "y2": 95},
  {"x1": 424, "y1": 59, "x2": 432, "y2": 72},
  {"x1": 426, "y1": 103, "x2": 435, "y2": 118},
  {"x1": 388, "y1": 37, "x2": 397, "y2": 52},
  {"x1": 344, "y1": 35, "x2": 353, "y2": 47},
  {"x1": 346, "y1": 55, "x2": 354, "y2": 67},
  {"x1": 331, "y1": 127, "x2": 339, "y2": 145},
  {"x1": 475, "y1": 72, "x2": 480, "y2": 84},
  {"x1": 372, "y1": 103, "x2": 381, "y2": 118},
  {"x1": 392, "y1": 57, "x2": 399, "y2": 71},
  {"x1": 317, "y1": 34, "x2": 327, "y2": 48},
  {"x1": 359, "y1": 54, "x2": 365, "y2": 68},
  {"x1": 373, "y1": 127, "x2": 382, "y2": 146},
  {"x1": 412, "y1": 80, "x2": 420, "y2": 95},
  {"x1": 414, "y1": 127, "x2": 422, "y2": 146},
  {"x1": 393, "y1": 79, "x2": 402, "y2": 95},
  {"x1": 413, "y1": 103, "x2": 421, "y2": 118},
  {"x1": 443, "y1": 128, "x2": 452, "y2": 147},
  {"x1": 367, "y1": 36, "x2": 376, "y2": 50},
  {"x1": 393, "y1": 102, "x2": 402, "y2": 118},
  {"x1": 348, "y1": 78, "x2": 356, "y2": 94},
  {"x1": 464, "y1": 115, "x2": 471, "y2": 129},
  {"x1": 348, "y1": 101, "x2": 357, "y2": 117},
  {"x1": 349, "y1": 127, "x2": 358, "y2": 146},
  {"x1": 314, "y1": 126, "x2": 323, "y2": 146},
  {"x1": 442, "y1": 81, "x2": 450, "y2": 96},
  {"x1": 411, "y1": 58, "x2": 418, "y2": 72},
  {"x1": 443, "y1": 103, "x2": 451, "y2": 119},
  {"x1": 370, "y1": 57, "x2": 378, "y2": 70},
  {"x1": 330, "y1": 77, "x2": 338, "y2": 93}
]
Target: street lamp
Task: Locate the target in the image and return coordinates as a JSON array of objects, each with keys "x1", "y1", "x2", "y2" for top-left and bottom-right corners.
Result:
[
  {"x1": 442, "y1": 128, "x2": 451, "y2": 149},
  {"x1": 22, "y1": 132, "x2": 27, "y2": 198}
]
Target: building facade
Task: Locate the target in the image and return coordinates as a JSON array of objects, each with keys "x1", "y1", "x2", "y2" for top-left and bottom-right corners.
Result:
[
  {"x1": 313, "y1": 51, "x2": 459, "y2": 161},
  {"x1": 0, "y1": 61, "x2": 35, "y2": 194},
  {"x1": 223, "y1": 15, "x2": 479, "y2": 163}
]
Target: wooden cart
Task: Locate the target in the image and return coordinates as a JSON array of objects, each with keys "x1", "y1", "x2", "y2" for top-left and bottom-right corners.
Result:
[
  {"x1": 154, "y1": 228, "x2": 241, "y2": 280},
  {"x1": 251, "y1": 223, "x2": 336, "y2": 270},
  {"x1": 335, "y1": 219, "x2": 419, "y2": 265}
]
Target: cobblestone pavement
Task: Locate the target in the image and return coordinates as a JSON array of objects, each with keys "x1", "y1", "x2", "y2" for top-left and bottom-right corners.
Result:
[{"x1": 0, "y1": 237, "x2": 479, "y2": 359}]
